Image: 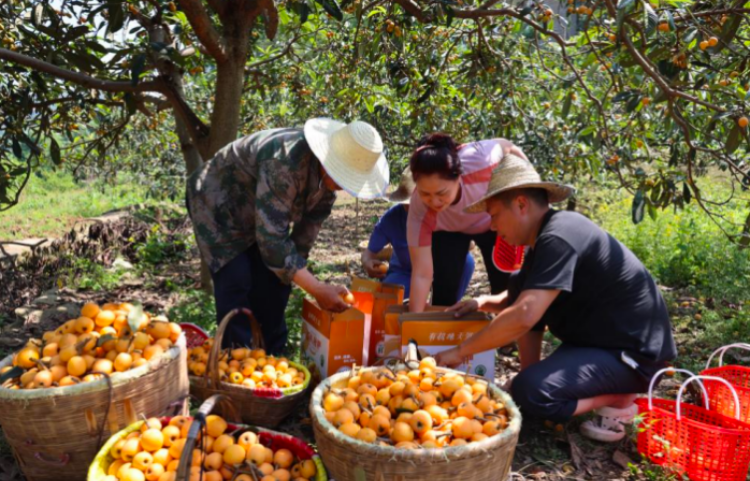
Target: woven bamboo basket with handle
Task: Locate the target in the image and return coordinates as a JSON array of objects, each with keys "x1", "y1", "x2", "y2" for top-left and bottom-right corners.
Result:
[
  {"x1": 189, "y1": 308, "x2": 311, "y2": 427},
  {"x1": 88, "y1": 394, "x2": 328, "y2": 481},
  {"x1": 0, "y1": 334, "x2": 189, "y2": 481},
  {"x1": 311, "y1": 365, "x2": 522, "y2": 481}
]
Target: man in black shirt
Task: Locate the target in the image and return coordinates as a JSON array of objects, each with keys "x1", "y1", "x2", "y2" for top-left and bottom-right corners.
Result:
[{"x1": 436, "y1": 154, "x2": 676, "y2": 442}]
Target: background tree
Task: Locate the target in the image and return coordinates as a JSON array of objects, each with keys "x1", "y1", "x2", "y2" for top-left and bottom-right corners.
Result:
[{"x1": 1, "y1": 0, "x2": 749, "y2": 269}]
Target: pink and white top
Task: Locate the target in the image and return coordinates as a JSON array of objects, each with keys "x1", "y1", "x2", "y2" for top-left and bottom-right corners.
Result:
[{"x1": 407, "y1": 138, "x2": 526, "y2": 248}]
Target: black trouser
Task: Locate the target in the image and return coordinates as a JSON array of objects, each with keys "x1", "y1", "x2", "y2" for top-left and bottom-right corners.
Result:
[
  {"x1": 211, "y1": 244, "x2": 292, "y2": 355},
  {"x1": 506, "y1": 272, "x2": 661, "y2": 422},
  {"x1": 431, "y1": 230, "x2": 510, "y2": 306}
]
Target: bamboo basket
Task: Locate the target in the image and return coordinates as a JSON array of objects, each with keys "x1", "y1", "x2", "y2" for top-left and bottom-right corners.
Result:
[
  {"x1": 0, "y1": 334, "x2": 189, "y2": 481},
  {"x1": 311, "y1": 366, "x2": 522, "y2": 481},
  {"x1": 189, "y1": 308, "x2": 311, "y2": 427},
  {"x1": 89, "y1": 394, "x2": 327, "y2": 481}
]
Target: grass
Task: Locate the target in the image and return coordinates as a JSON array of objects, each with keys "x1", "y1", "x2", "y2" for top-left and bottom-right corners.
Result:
[{"x1": 0, "y1": 169, "x2": 156, "y2": 240}]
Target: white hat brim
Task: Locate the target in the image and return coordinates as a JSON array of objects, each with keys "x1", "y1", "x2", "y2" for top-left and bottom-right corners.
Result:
[
  {"x1": 304, "y1": 118, "x2": 389, "y2": 200},
  {"x1": 464, "y1": 182, "x2": 576, "y2": 214}
]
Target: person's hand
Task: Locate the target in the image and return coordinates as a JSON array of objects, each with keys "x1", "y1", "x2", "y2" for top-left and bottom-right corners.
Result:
[
  {"x1": 363, "y1": 258, "x2": 387, "y2": 279},
  {"x1": 435, "y1": 346, "x2": 467, "y2": 368},
  {"x1": 313, "y1": 283, "x2": 351, "y2": 312},
  {"x1": 446, "y1": 297, "x2": 484, "y2": 317}
]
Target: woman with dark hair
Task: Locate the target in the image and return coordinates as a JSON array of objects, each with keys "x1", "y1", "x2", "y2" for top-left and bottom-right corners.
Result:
[{"x1": 407, "y1": 133, "x2": 527, "y2": 312}]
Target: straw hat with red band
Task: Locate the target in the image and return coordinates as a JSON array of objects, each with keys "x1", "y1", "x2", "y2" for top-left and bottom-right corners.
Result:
[
  {"x1": 304, "y1": 118, "x2": 389, "y2": 200},
  {"x1": 465, "y1": 154, "x2": 575, "y2": 214}
]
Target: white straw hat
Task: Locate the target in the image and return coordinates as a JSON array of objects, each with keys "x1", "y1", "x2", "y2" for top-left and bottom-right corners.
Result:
[
  {"x1": 386, "y1": 166, "x2": 415, "y2": 204},
  {"x1": 304, "y1": 118, "x2": 389, "y2": 199},
  {"x1": 465, "y1": 154, "x2": 575, "y2": 213}
]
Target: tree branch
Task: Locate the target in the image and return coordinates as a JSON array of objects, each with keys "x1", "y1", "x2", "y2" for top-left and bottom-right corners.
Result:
[
  {"x1": 175, "y1": 0, "x2": 228, "y2": 63},
  {"x1": 391, "y1": 0, "x2": 427, "y2": 21},
  {"x1": 0, "y1": 48, "x2": 165, "y2": 94}
]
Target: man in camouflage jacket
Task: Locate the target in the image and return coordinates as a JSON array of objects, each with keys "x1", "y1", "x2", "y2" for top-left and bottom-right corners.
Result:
[{"x1": 187, "y1": 120, "x2": 388, "y2": 353}]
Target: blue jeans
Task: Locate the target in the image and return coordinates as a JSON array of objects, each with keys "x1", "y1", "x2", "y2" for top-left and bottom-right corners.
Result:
[
  {"x1": 211, "y1": 244, "x2": 292, "y2": 355},
  {"x1": 385, "y1": 253, "x2": 475, "y2": 300}
]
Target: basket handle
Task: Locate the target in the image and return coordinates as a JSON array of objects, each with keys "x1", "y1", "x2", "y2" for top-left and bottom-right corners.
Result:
[
  {"x1": 647, "y1": 368, "x2": 708, "y2": 411},
  {"x1": 175, "y1": 394, "x2": 238, "y2": 480},
  {"x1": 33, "y1": 451, "x2": 70, "y2": 466},
  {"x1": 676, "y1": 375, "x2": 741, "y2": 421},
  {"x1": 705, "y1": 343, "x2": 750, "y2": 369},
  {"x1": 205, "y1": 308, "x2": 263, "y2": 388}
]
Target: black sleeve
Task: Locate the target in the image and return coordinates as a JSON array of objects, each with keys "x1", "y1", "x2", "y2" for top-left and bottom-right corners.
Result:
[{"x1": 522, "y1": 235, "x2": 578, "y2": 292}]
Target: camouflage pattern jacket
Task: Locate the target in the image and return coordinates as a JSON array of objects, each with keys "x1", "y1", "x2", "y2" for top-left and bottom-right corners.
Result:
[{"x1": 186, "y1": 128, "x2": 336, "y2": 284}]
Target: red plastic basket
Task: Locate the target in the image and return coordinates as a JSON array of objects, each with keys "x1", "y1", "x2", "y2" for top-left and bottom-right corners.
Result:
[
  {"x1": 492, "y1": 235, "x2": 525, "y2": 273},
  {"x1": 180, "y1": 322, "x2": 210, "y2": 349},
  {"x1": 701, "y1": 343, "x2": 750, "y2": 424},
  {"x1": 636, "y1": 372, "x2": 750, "y2": 481}
]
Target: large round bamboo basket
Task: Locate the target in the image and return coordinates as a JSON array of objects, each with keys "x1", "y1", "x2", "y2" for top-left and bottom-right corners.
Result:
[
  {"x1": 311, "y1": 367, "x2": 522, "y2": 481},
  {"x1": 189, "y1": 308, "x2": 311, "y2": 427},
  {"x1": 0, "y1": 334, "x2": 189, "y2": 481}
]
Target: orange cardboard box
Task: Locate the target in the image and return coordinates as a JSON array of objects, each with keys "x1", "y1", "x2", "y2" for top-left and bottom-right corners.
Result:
[
  {"x1": 351, "y1": 277, "x2": 404, "y2": 364},
  {"x1": 383, "y1": 305, "x2": 446, "y2": 359},
  {"x1": 399, "y1": 312, "x2": 495, "y2": 381},
  {"x1": 301, "y1": 291, "x2": 372, "y2": 379}
]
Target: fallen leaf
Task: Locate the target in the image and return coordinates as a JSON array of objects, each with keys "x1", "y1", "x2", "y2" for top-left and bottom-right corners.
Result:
[{"x1": 613, "y1": 450, "x2": 632, "y2": 470}]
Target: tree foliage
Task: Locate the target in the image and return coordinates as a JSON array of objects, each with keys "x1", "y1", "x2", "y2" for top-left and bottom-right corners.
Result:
[{"x1": 0, "y1": 0, "x2": 748, "y2": 242}]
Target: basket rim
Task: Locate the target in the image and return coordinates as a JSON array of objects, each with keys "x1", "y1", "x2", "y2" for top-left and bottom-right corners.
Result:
[
  {"x1": 310, "y1": 367, "x2": 522, "y2": 460},
  {"x1": 636, "y1": 397, "x2": 750, "y2": 436},
  {"x1": 0, "y1": 334, "x2": 185, "y2": 400},
  {"x1": 189, "y1": 359, "x2": 311, "y2": 397}
]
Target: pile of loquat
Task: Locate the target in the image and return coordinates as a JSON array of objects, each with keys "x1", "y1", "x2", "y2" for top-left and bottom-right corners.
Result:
[
  {"x1": 188, "y1": 343, "x2": 306, "y2": 390},
  {"x1": 0, "y1": 302, "x2": 181, "y2": 390},
  {"x1": 321, "y1": 357, "x2": 510, "y2": 449},
  {"x1": 103, "y1": 415, "x2": 318, "y2": 481}
]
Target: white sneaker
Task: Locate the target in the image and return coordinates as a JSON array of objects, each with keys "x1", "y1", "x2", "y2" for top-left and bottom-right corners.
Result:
[{"x1": 580, "y1": 404, "x2": 638, "y2": 442}]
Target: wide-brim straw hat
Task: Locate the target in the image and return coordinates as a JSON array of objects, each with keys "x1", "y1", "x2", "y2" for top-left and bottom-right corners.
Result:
[
  {"x1": 304, "y1": 118, "x2": 389, "y2": 199},
  {"x1": 386, "y1": 166, "x2": 415, "y2": 204},
  {"x1": 465, "y1": 154, "x2": 575, "y2": 213}
]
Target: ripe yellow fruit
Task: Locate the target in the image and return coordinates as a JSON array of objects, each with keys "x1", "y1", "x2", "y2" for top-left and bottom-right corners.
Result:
[
  {"x1": 67, "y1": 356, "x2": 87, "y2": 377},
  {"x1": 223, "y1": 444, "x2": 246, "y2": 465},
  {"x1": 141, "y1": 429, "x2": 165, "y2": 452},
  {"x1": 708, "y1": 36, "x2": 718, "y2": 47},
  {"x1": 81, "y1": 303, "x2": 101, "y2": 319},
  {"x1": 15, "y1": 347, "x2": 40, "y2": 369},
  {"x1": 739, "y1": 117, "x2": 749, "y2": 128},
  {"x1": 657, "y1": 22, "x2": 669, "y2": 32}
]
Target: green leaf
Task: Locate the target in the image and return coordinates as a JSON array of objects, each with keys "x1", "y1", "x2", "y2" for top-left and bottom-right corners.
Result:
[
  {"x1": 50, "y1": 137, "x2": 61, "y2": 165},
  {"x1": 618, "y1": 0, "x2": 636, "y2": 11},
  {"x1": 127, "y1": 303, "x2": 147, "y2": 334},
  {"x1": 726, "y1": 124, "x2": 741, "y2": 154},
  {"x1": 12, "y1": 138, "x2": 23, "y2": 159},
  {"x1": 313, "y1": 0, "x2": 343, "y2": 21},
  {"x1": 632, "y1": 190, "x2": 645, "y2": 224},
  {"x1": 96, "y1": 334, "x2": 116, "y2": 347},
  {"x1": 683, "y1": 182, "x2": 691, "y2": 204},
  {"x1": 32, "y1": 4, "x2": 44, "y2": 26},
  {"x1": 107, "y1": 1, "x2": 125, "y2": 34},
  {"x1": 0, "y1": 366, "x2": 24, "y2": 384},
  {"x1": 446, "y1": 6, "x2": 454, "y2": 27},
  {"x1": 130, "y1": 54, "x2": 146, "y2": 87},
  {"x1": 561, "y1": 93, "x2": 571, "y2": 118}
]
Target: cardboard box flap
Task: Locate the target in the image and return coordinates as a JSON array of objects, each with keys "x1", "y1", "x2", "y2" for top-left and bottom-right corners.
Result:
[{"x1": 398, "y1": 312, "x2": 492, "y2": 323}]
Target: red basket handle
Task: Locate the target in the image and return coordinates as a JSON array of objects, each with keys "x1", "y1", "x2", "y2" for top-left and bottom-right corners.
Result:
[
  {"x1": 705, "y1": 343, "x2": 750, "y2": 369},
  {"x1": 34, "y1": 451, "x2": 70, "y2": 467},
  {"x1": 647, "y1": 368, "x2": 708, "y2": 412},
  {"x1": 676, "y1": 375, "x2": 741, "y2": 421}
]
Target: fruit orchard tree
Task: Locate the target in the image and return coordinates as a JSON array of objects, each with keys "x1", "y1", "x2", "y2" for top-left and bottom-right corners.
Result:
[{"x1": 1, "y1": 0, "x2": 749, "y2": 250}]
